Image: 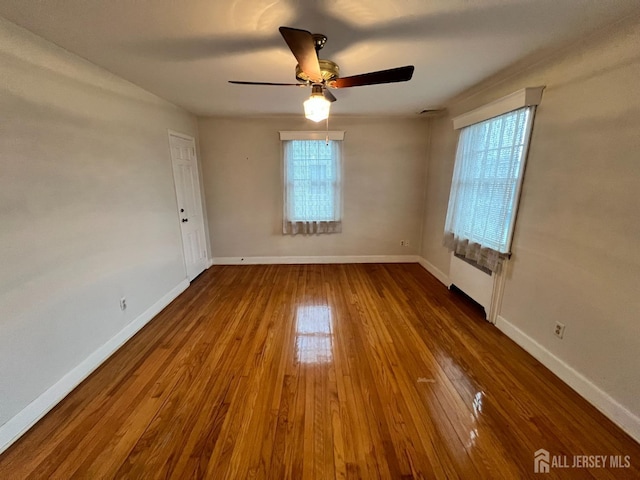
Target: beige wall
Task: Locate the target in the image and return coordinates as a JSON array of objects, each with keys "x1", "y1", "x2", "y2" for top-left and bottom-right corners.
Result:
[
  {"x1": 420, "y1": 15, "x2": 640, "y2": 424},
  {"x1": 198, "y1": 116, "x2": 428, "y2": 259},
  {"x1": 0, "y1": 17, "x2": 198, "y2": 428},
  {"x1": 420, "y1": 114, "x2": 457, "y2": 274}
]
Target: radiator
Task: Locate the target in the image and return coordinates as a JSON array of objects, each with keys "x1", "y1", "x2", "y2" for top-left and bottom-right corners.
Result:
[{"x1": 449, "y1": 253, "x2": 494, "y2": 319}]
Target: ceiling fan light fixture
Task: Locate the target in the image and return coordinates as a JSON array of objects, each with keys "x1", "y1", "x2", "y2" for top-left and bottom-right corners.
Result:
[{"x1": 304, "y1": 85, "x2": 331, "y2": 122}]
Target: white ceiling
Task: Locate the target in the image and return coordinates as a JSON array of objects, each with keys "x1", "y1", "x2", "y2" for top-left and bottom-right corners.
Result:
[{"x1": 1, "y1": 0, "x2": 638, "y2": 117}]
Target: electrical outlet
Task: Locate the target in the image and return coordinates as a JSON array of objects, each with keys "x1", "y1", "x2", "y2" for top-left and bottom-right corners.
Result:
[
  {"x1": 554, "y1": 321, "x2": 565, "y2": 339},
  {"x1": 120, "y1": 297, "x2": 127, "y2": 311}
]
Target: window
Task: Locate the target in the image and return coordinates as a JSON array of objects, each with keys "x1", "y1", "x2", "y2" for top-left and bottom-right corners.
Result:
[
  {"x1": 286, "y1": 140, "x2": 338, "y2": 222},
  {"x1": 280, "y1": 131, "x2": 344, "y2": 234},
  {"x1": 445, "y1": 88, "x2": 542, "y2": 272}
]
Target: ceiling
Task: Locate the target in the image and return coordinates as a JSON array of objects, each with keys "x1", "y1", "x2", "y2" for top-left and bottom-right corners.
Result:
[{"x1": 1, "y1": 0, "x2": 638, "y2": 117}]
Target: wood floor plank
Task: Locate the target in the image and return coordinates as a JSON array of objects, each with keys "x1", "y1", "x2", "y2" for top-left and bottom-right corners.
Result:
[{"x1": 1, "y1": 264, "x2": 639, "y2": 479}]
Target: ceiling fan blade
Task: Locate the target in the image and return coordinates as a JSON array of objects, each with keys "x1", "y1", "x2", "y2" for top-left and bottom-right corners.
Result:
[
  {"x1": 332, "y1": 66, "x2": 415, "y2": 88},
  {"x1": 229, "y1": 81, "x2": 306, "y2": 87},
  {"x1": 323, "y1": 89, "x2": 337, "y2": 103},
  {"x1": 279, "y1": 26, "x2": 323, "y2": 83}
]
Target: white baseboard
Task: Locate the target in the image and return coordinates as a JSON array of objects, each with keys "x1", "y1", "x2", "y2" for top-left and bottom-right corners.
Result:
[
  {"x1": 417, "y1": 257, "x2": 451, "y2": 287},
  {"x1": 0, "y1": 279, "x2": 190, "y2": 455},
  {"x1": 496, "y1": 315, "x2": 640, "y2": 443},
  {"x1": 211, "y1": 255, "x2": 420, "y2": 265}
]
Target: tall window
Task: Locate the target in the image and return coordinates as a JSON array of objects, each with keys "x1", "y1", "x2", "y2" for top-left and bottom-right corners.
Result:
[
  {"x1": 281, "y1": 131, "x2": 343, "y2": 235},
  {"x1": 444, "y1": 106, "x2": 536, "y2": 271}
]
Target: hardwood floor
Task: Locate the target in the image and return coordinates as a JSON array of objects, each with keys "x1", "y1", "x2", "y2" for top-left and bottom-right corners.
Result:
[{"x1": 0, "y1": 264, "x2": 638, "y2": 479}]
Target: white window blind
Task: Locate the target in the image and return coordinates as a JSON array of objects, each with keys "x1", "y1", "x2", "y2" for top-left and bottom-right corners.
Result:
[
  {"x1": 282, "y1": 138, "x2": 342, "y2": 234},
  {"x1": 444, "y1": 106, "x2": 535, "y2": 271}
]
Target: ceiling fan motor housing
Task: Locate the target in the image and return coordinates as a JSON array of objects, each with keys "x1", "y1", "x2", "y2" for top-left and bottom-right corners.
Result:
[{"x1": 296, "y1": 59, "x2": 340, "y2": 83}]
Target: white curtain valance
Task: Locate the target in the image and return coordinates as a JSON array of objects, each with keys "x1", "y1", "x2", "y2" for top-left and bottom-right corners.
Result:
[{"x1": 279, "y1": 131, "x2": 345, "y2": 141}]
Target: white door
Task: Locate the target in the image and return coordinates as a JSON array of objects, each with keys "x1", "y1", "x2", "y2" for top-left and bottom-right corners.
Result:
[{"x1": 169, "y1": 132, "x2": 208, "y2": 281}]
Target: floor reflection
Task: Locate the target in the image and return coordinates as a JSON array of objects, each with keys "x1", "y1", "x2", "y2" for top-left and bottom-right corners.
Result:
[
  {"x1": 295, "y1": 305, "x2": 333, "y2": 364},
  {"x1": 472, "y1": 391, "x2": 484, "y2": 418},
  {"x1": 467, "y1": 391, "x2": 485, "y2": 448}
]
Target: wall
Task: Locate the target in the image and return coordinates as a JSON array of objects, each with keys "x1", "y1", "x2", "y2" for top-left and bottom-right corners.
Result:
[
  {"x1": 419, "y1": 113, "x2": 457, "y2": 278},
  {"x1": 198, "y1": 116, "x2": 428, "y2": 260},
  {"x1": 0, "y1": 17, "x2": 199, "y2": 448},
  {"x1": 420, "y1": 15, "x2": 640, "y2": 438}
]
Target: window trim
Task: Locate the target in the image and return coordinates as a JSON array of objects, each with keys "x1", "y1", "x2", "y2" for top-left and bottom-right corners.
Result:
[
  {"x1": 279, "y1": 131, "x2": 345, "y2": 141},
  {"x1": 452, "y1": 86, "x2": 544, "y2": 130}
]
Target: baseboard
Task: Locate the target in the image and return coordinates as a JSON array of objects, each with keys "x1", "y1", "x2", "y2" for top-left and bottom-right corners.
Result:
[
  {"x1": 211, "y1": 255, "x2": 420, "y2": 265},
  {"x1": 0, "y1": 278, "x2": 190, "y2": 455},
  {"x1": 417, "y1": 257, "x2": 452, "y2": 287},
  {"x1": 496, "y1": 315, "x2": 640, "y2": 443}
]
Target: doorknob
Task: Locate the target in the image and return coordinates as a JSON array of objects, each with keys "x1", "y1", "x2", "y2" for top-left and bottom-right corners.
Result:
[{"x1": 182, "y1": 218, "x2": 188, "y2": 222}]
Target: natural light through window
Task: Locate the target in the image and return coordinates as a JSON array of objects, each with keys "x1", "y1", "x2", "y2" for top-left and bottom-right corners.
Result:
[
  {"x1": 444, "y1": 106, "x2": 536, "y2": 271},
  {"x1": 288, "y1": 140, "x2": 336, "y2": 222},
  {"x1": 280, "y1": 131, "x2": 344, "y2": 235},
  {"x1": 295, "y1": 305, "x2": 333, "y2": 364}
]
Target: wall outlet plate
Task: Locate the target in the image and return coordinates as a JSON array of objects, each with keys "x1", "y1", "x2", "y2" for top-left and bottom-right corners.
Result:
[
  {"x1": 120, "y1": 297, "x2": 127, "y2": 311},
  {"x1": 554, "y1": 321, "x2": 565, "y2": 339}
]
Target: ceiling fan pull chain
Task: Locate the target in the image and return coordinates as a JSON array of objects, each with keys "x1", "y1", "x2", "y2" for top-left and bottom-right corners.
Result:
[{"x1": 325, "y1": 117, "x2": 329, "y2": 145}]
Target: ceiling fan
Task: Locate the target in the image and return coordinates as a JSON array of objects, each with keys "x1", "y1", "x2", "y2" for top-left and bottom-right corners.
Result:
[{"x1": 229, "y1": 27, "x2": 415, "y2": 121}]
